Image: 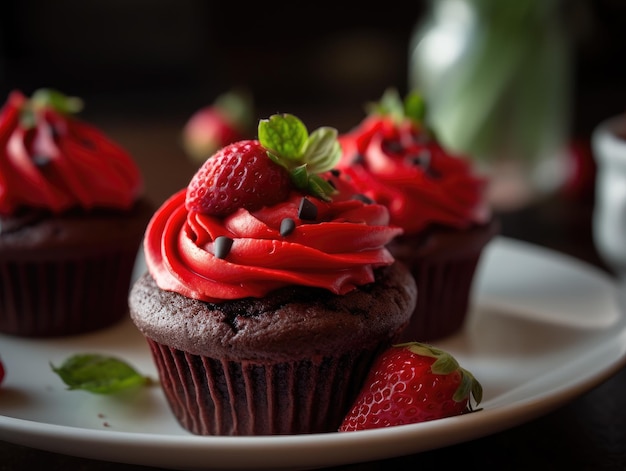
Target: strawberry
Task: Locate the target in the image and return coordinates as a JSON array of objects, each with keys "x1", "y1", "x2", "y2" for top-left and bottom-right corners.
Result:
[
  {"x1": 182, "y1": 89, "x2": 254, "y2": 164},
  {"x1": 185, "y1": 113, "x2": 342, "y2": 217},
  {"x1": 339, "y1": 342, "x2": 482, "y2": 431},
  {"x1": 185, "y1": 140, "x2": 292, "y2": 216}
]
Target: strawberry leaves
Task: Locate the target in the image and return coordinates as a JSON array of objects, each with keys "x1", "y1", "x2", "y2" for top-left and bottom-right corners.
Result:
[
  {"x1": 259, "y1": 114, "x2": 340, "y2": 201},
  {"x1": 365, "y1": 88, "x2": 428, "y2": 128},
  {"x1": 20, "y1": 88, "x2": 84, "y2": 129},
  {"x1": 401, "y1": 342, "x2": 483, "y2": 404}
]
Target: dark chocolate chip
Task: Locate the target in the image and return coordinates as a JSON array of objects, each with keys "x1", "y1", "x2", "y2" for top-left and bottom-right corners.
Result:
[
  {"x1": 352, "y1": 193, "x2": 374, "y2": 204},
  {"x1": 405, "y1": 149, "x2": 431, "y2": 168},
  {"x1": 280, "y1": 217, "x2": 296, "y2": 236},
  {"x1": 298, "y1": 198, "x2": 317, "y2": 221},
  {"x1": 214, "y1": 236, "x2": 234, "y2": 259},
  {"x1": 32, "y1": 154, "x2": 51, "y2": 167},
  {"x1": 382, "y1": 140, "x2": 404, "y2": 154}
]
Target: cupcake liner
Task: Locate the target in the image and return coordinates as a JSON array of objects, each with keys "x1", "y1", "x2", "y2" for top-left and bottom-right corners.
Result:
[
  {"x1": 147, "y1": 339, "x2": 382, "y2": 436},
  {"x1": 0, "y1": 247, "x2": 139, "y2": 337}
]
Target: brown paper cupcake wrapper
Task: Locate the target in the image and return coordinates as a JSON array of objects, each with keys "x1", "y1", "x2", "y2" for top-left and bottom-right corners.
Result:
[
  {"x1": 147, "y1": 339, "x2": 383, "y2": 436},
  {"x1": 0, "y1": 248, "x2": 138, "y2": 337},
  {"x1": 397, "y1": 255, "x2": 483, "y2": 342}
]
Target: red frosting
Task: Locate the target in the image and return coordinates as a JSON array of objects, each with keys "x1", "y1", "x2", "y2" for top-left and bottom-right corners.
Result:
[
  {"x1": 0, "y1": 90, "x2": 143, "y2": 215},
  {"x1": 144, "y1": 185, "x2": 402, "y2": 303},
  {"x1": 337, "y1": 115, "x2": 490, "y2": 235}
]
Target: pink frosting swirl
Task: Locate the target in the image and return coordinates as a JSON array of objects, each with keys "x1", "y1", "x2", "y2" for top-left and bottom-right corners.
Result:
[
  {"x1": 338, "y1": 116, "x2": 490, "y2": 235},
  {"x1": 0, "y1": 90, "x2": 143, "y2": 215},
  {"x1": 145, "y1": 187, "x2": 402, "y2": 303}
]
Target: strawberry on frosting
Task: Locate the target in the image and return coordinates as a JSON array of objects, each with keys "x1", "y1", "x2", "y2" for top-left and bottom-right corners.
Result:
[
  {"x1": 337, "y1": 88, "x2": 491, "y2": 236},
  {"x1": 144, "y1": 113, "x2": 402, "y2": 303},
  {"x1": 0, "y1": 89, "x2": 143, "y2": 216}
]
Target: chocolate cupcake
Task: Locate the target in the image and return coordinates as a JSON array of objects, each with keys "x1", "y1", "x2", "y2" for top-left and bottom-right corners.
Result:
[
  {"x1": 337, "y1": 88, "x2": 498, "y2": 342},
  {"x1": 129, "y1": 114, "x2": 416, "y2": 435},
  {"x1": 0, "y1": 89, "x2": 153, "y2": 337}
]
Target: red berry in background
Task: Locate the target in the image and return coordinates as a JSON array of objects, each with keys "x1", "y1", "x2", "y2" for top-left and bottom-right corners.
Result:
[
  {"x1": 339, "y1": 342, "x2": 482, "y2": 431},
  {"x1": 182, "y1": 89, "x2": 254, "y2": 164},
  {"x1": 185, "y1": 140, "x2": 293, "y2": 217}
]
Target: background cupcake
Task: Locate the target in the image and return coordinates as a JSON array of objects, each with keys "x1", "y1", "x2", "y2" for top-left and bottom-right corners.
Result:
[
  {"x1": 0, "y1": 88, "x2": 153, "y2": 337},
  {"x1": 129, "y1": 113, "x2": 416, "y2": 436},
  {"x1": 337, "y1": 88, "x2": 499, "y2": 342}
]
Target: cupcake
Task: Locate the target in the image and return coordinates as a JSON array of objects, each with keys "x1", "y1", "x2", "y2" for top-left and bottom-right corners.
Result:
[
  {"x1": 129, "y1": 113, "x2": 417, "y2": 436},
  {"x1": 337, "y1": 89, "x2": 499, "y2": 342},
  {"x1": 0, "y1": 88, "x2": 153, "y2": 337}
]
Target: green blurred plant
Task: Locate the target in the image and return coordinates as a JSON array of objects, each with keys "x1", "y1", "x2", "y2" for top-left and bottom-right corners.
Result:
[{"x1": 409, "y1": 0, "x2": 572, "y2": 167}]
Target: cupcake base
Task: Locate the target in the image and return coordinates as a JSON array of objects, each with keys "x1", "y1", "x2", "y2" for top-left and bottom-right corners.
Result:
[
  {"x1": 0, "y1": 199, "x2": 153, "y2": 337},
  {"x1": 129, "y1": 263, "x2": 417, "y2": 435}
]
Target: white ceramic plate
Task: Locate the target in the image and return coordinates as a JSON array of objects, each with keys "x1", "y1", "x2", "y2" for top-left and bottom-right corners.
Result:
[{"x1": 1, "y1": 237, "x2": 625, "y2": 471}]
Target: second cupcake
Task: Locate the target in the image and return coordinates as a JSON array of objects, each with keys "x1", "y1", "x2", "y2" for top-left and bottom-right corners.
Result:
[
  {"x1": 337, "y1": 89, "x2": 499, "y2": 342},
  {"x1": 0, "y1": 89, "x2": 153, "y2": 337}
]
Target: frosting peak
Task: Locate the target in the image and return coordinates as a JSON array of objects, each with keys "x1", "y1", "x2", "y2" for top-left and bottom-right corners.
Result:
[
  {"x1": 146, "y1": 114, "x2": 403, "y2": 303},
  {"x1": 145, "y1": 187, "x2": 402, "y2": 303},
  {"x1": 0, "y1": 89, "x2": 143, "y2": 216},
  {"x1": 337, "y1": 90, "x2": 490, "y2": 235}
]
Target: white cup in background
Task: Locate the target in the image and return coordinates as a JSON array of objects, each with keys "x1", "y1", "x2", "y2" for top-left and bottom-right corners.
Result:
[{"x1": 592, "y1": 113, "x2": 626, "y2": 278}]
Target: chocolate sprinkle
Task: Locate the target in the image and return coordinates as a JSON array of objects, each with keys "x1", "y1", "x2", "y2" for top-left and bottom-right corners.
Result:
[
  {"x1": 32, "y1": 154, "x2": 51, "y2": 167},
  {"x1": 383, "y1": 140, "x2": 404, "y2": 154},
  {"x1": 298, "y1": 198, "x2": 317, "y2": 221},
  {"x1": 280, "y1": 217, "x2": 296, "y2": 236},
  {"x1": 352, "y1": 193, "x2": 374, "y2": 205},
  {"x1": 405, "y1": 149, "x2": 431, "y2": 168},
  {"x1": 214, "y1": 236, "x2": 234, "y2": 259}
]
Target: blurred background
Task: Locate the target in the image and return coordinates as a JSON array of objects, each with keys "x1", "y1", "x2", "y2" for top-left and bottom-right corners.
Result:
[
  {"x1": 1, "y1": 0, "x2": 624, "y2": 128},
  {"x1": 0, "y1": 0, "x2": 625, "y2": 211}
]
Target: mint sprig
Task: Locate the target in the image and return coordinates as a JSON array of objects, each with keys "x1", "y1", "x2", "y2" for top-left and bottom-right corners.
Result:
[
  {"x1": 19, "y1": 88, "x2": 84, "y2": 129},
  {"x1": 365, "y1": 87, "x2": 427, "y2": 127},
  {"x1": 51, "y1": 354, "x2": 152, "y2": 395},
  {"x1": 258, "y1": 113, "x2": 341, "y2": 201}
]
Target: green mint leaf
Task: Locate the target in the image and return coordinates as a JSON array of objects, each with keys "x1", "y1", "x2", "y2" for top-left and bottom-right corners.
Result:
[
  {"x1": 290, "y1": 164, "x2": 310, "y2": 190},
  {"x1": 302, "y1": 127, "x2": 341, "y2": 174},
  {"x1": 266, "y1": 151, "x2": 289, "y2": 170},
  {"x1": 404, "y1": 90, "x2": 426, "y2": 123},
  {"x1": 258, "y1": 114, "x2": 308, "y2": 160},
  {"x1": 19, "y1": 108, "x2": 36, "y2": 129},
  {"x1": 51, "y1": 354, "x2": 151, "y2": 395},
  {"x1": 307, "y1": 174, "x2": 337, "y2": 201},
  {"x1": 366, "y1": 88, "x2": 404, "y2": 122},
  {"x1": 31, "y1": 88, "x2": 83, "y2": 115}
]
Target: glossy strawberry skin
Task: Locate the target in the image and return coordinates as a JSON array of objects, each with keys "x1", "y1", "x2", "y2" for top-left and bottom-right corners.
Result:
[
  {"x1": 185, "y1": 140, "x2": 292, "y2": 217},
  {"x1": 339, "y1": 344, "x2": 475, "y2": 431}
]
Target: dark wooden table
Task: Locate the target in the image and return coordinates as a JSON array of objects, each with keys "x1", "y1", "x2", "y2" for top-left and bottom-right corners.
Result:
[{"x1": 2, "y1": 107, "x2": 626, "y2": 471}]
